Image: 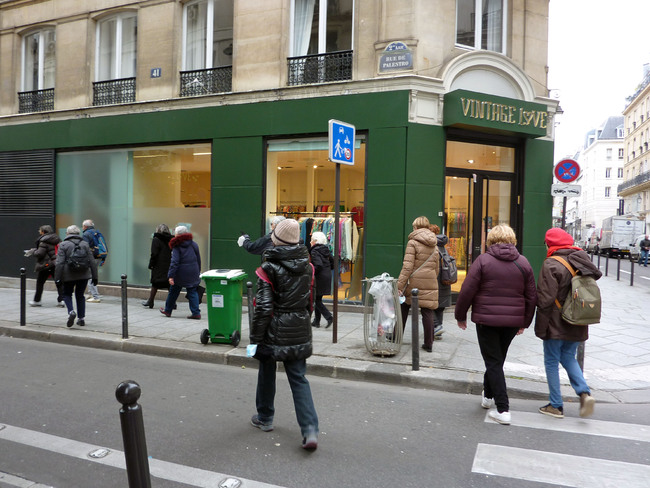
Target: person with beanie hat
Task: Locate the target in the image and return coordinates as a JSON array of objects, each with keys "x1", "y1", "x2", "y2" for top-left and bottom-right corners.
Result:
[
  {"x1": 249, "y1": 218, "x2": 319, "y2": 450},
  {"x1": 535, "y1": 227, "x2": 602, "y2": 419}
]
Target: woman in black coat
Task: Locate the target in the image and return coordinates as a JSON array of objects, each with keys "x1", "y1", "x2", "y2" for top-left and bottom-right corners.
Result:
[
  {"x1": 142, "y1": 224, "x2": 172, "y2": 308},
  {"x1": 28, "y1": 224, "x2": 63, "y2": 306},
  {"x1": 309, "y1": 231, "x2": 334, "y2": 328}
]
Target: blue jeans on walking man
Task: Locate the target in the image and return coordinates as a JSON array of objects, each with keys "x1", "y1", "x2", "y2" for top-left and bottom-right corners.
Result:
[
  {"x1": 256, "y1": 358, "x2": 319, "y2": 438},
  {"x1": 164, "y1": 284, "x2": 200, "y2": 316},
  {"x1": 640, "y1": 249, "x2": 649, "y2": 267},
  {"x1": 543, "y1": 339, "x2": 591, "y2": 408}
]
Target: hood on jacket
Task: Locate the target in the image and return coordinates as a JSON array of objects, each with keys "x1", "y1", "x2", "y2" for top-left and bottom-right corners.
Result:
[
  {"x1": 39, "y1": 233, "x2": 61, "y2": 246},
  {"x1": 264, "y1": 244, "x2": 311, "y2": 275},
  {"x1": 170, "y1": 232, "x2": 193, "y2": 248},
  {"x1": 154, "y1": 232, "x2": 172, "y2": 243},
  {"x1": 408, "y1": 227, "x2": 437, "y2": 247},
  {"x1": 553, "y1": 248, "x2": 603, "y2": 279},
  {"x1": 436, "y1": 234, "x2": 449, "y2": 247},
  {"x1": 486, "y1": 243, "x2": 520, "y2": 262}
]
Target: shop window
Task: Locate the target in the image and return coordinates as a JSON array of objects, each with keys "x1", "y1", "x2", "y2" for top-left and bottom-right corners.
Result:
[
  {"x1": 456, "y1": 0, "x2": 506, "y2": 54},
  {"x1": 288, "y1": 0, "x2": 353, "y2": 85},
  {"x1": 266, "y1": 137, "x2": 365, "y2": 302},
  {"x1": 19, "y1": 29, "x2": 55, "y2": 113},
  {"x1": 181, "y1": 0, "x2": 233, "y2": 96},
  {"x1": 56, "y1": 144, "x2": 211, "y2": 286},
  {"x1": 94, "y1": 13, "x2": 137, "y2": 105}
]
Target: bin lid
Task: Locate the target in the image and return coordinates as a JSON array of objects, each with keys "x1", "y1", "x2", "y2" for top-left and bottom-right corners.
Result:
[{"x1": 201, "y1": 269, "x2": 246, "y2": 280}]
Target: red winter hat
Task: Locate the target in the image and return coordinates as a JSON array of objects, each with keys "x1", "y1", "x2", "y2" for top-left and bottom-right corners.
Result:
[{"x1": 545, "y1": 227, "x2": 574, "y2": 247}]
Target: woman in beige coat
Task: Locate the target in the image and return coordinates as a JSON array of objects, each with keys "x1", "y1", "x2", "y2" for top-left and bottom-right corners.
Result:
[{"x1": 397, "y1": 216, "x2": 440, "y2": 352}]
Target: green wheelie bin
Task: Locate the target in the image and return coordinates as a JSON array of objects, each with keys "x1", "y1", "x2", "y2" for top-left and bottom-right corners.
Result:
[{"x1": 199, "y1": 269, "x2": 248, "y2": 347}]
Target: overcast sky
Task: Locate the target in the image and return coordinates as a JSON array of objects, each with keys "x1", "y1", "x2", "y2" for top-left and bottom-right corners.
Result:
[{"x1": 547, "y1": 0, "x2": 650, "y2": 160}]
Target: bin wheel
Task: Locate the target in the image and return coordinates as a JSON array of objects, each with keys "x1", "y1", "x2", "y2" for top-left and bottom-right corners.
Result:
[
  {"x1": 230, "y1": 330, "x2": 241, "y2": 347},
  {"x1": 200, "y1": 329, "x2": 210, "y2": 345}
]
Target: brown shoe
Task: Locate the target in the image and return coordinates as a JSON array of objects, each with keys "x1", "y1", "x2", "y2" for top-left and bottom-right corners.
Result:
[
  {"x1": 539, "y1": 403, "x2": 564, "y2": 418},
  {"x1": 579, "y1": 393, "x2": 595, "y2": 417}
]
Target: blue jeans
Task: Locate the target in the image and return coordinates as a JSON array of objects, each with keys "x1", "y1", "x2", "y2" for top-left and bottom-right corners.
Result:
[
  {"x1": 543, "y1": 339, "x2": 590, "y2": 408},
  {"x1": 62, "y1": 279, "x2": 87, "y2": 319},
  {"x1": 640, "y1": 249, "x2": 649, "y2": 266},
  {"x1": 164, "y1": 284, "x2": 200, "y2": 315},
  {"x1": 256, "y1": 358, "x2": 319, "y2": 437}
]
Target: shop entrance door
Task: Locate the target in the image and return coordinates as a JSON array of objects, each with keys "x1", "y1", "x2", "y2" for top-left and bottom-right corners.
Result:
[{"x1": 444, "y1": 140, "x2": 517, "y2": 293}]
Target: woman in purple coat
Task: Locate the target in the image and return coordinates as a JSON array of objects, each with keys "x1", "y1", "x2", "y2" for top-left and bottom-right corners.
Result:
[{"x1": 454, "y1": 224, "x2": 538, "y2": 425}]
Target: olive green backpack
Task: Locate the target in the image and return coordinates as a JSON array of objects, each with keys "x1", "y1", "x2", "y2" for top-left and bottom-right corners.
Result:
[{"x1": 550, "y1": 255, "x2": 601, "y2": 326}]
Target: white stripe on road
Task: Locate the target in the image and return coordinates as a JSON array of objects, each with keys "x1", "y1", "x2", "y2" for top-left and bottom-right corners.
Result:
[
  {"x1": 473, "y1": 443, "x2": 650, "y2": 488},
  {"x1": 484, "y1": 410, "x2": 650, "y2": 443},
  {"x1": 0, "y1": 471, "x2": 53, "y2": 488},
  {"x1": 0, "y1": 423, "x2": 285, "y2": 488}
]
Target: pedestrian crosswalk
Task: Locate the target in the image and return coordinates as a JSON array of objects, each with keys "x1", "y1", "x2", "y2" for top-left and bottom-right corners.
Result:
[{"x1": 472, "y1": 411, "x2": 650, "y2": 487}]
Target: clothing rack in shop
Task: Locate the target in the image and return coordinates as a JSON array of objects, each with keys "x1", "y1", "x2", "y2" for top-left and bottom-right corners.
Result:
[{"x1": 270, "y1": 211, "x2": 357, "y2": 216}]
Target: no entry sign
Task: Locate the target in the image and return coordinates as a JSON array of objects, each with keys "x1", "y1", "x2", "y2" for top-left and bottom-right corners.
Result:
[{"x1": 554, "y1": 159, "x2": 580, "y2": 183}]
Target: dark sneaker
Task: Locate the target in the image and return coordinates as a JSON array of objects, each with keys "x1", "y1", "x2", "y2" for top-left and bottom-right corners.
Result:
[
  {"x1": 66, "y1": 311, "x2": 76, "y2": 328},
  {"x1": 187, "y1": 314, "x2": 201, "y2": 320},
  {"x1": 579, "y1": 393, "x2": 595, "y2": 418},
  {"x1": 421, "y1": 344, "x2": 432, "y2": 352},
  {"x1": 325, "y1": 318, "x2": 333, "y2": 328},
  {"x1": 301, "y1": 432, "x2": 318, "y2": 450},
  {"x1": 251, "y1": 415, "x2": 273, "y2": 432},
  {"x1": 77, "y1": 318, "x2": 85, "y2": 327},
  {"x1": 539, "y1": 403, "x2": 564, "y2": 418},
  {"x1": 311, "y1": 319, "x2": 320, "y2": 328},
  {"x1": 159, "y1": 308, "x2": 172, "y2": 317}
]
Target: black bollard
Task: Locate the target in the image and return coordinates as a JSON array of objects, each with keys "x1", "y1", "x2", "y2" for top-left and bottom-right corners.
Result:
[
  {"x1": 411, "y1": 289, "x2": 420, "y2": 371},
  {"x1": 121, "y1": 274, "x2": 128, "y2": 339},
  {"x1": 630, "y1": 259, "x2": 635, "y2": 286},
  {"x1": 597, "y1": 253, "x2": 601, "y2": 270},
  {"x1": 20, "y1": 268, "x2": 26, "y2": 326},
  {"x1": 246, "y1": 281, "x2": 254, "y2": 329},
  {"x1": 577, "y1": 342, "x2": 585, "y2": 372},
  {"x1": 116, "y1": 380, "x2": 151, "y2": 488},
  {"x1": 616, "y1": 256, "x2": 621, "y2": 281},
  {"x1": 604, "y1": 255, "x2": 609, "y2": 276}
]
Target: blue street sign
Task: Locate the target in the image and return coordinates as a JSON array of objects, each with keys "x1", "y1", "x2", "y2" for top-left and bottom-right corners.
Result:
[{"x1": 328, "y1": 119, "x2": 355, "y2": 165}]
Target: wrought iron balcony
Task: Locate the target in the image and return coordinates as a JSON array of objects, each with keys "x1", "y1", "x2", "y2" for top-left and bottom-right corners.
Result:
[
  {"x1": 180, "y1": 66, "x2": 232, "y2": 97},
  {"x1": 618, "y1": 170, "x2": 650, "y2": 194},
  {"x1": 93, "y1": 77, "x2": 136, "y2": 106},
  {"x1": 18, "y1": 88, "x2": 54, "y2": 113},
  {"x1": 287, "y1": 50, "x2": 353, "y2": 86}
]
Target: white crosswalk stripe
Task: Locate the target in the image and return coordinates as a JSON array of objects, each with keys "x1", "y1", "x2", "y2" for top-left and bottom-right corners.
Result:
[
  {"x1": 472, "y1": 411, "x2": 650, "y2": 487},
  {"x1": 0, "y1": 423, "x2": 285, "y2": 488}
]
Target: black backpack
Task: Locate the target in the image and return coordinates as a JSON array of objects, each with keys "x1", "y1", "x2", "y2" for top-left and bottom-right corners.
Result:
[
  {"x1": 439, "y1": 246, "x2": 458, "y2": 285},
  {"x1": 67, "y1": 241, "x2": 90, "y2": 271}
]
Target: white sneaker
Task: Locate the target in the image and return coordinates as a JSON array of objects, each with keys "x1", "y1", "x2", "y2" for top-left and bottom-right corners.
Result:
[
  {"x1": 86, "y1": 297, "x2": 101, "y2": 303},
  {"x1": 488, "y1": 410, "x2": 511, "y2": 425},
  {"x1": 28, "y1": 300, "x2": 41, "y2": 307},
  {"x1": 481, "y1": 390, "x2": 494, "y2": 409}
]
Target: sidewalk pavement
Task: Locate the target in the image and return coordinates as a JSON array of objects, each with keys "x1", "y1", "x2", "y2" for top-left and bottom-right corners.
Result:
[{"x1": 1, "y1": 273, "x2": 649, "y2": 405}]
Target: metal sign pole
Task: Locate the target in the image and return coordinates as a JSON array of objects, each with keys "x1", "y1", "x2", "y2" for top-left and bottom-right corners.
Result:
[
  {"x1": 561, "y1": 196, "x2": 567, "y2": 230},
  {"x1": 333, "y1": 163, "x2": 340, "y2": 343}
]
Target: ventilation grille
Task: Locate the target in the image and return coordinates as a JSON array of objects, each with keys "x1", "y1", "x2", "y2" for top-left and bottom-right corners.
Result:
[{"x1": 0, "y1": 150, "x2": 55, "y2": 217}]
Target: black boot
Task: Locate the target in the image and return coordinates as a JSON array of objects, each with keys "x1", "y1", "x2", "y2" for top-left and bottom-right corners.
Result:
[
  {"x1": 311, "y1": 318, "x2": 320, "y2": 328},
  {"x1": 141, "y1": 300, "x2": 153, "y2": 308},
  {"x1": 142, "y1": 287, "x2": 157, "y2": 308}
]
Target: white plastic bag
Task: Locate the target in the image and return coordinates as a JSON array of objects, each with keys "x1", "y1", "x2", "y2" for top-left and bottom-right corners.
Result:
[{"x1": 367, "y1": 273, "x2": 396, "y2": 335}]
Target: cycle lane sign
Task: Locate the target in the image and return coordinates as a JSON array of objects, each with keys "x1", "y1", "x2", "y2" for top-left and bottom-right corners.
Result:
[{"x1": 328, "y1": 119, "x2": 355, "y2": 165}]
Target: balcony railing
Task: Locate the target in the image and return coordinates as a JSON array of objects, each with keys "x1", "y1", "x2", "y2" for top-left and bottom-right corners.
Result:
[
  {"x1": 18, "y1": 88, "x2": 54, "y2": 113},
  {"x1": 618, "y1": 170, "x2": 650, "y2": 193},
  {"x1": 180, "y1": 66, "x2": 232, "y2": 97},
  {"x1": 93, "y1": 77, "x2": 136, "y2": 106},
  {"x1": 287, "y1": 50, "x2": 353, "y2": 86}
]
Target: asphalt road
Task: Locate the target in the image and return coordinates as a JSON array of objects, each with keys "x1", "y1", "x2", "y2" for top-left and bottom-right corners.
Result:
[{"x1": 1, "y1": 337, "x2": 649, "y2": 488}]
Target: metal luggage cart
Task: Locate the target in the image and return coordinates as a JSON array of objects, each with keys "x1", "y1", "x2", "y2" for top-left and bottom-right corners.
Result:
[{"x1": 362, "y1": 273, "x2": 403, "y2": 357}]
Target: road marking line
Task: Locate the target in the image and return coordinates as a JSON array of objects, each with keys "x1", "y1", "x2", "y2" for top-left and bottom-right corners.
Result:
[
  {"x1": 473, "y1": 443, "x2": 650, "y2": 488},
  {"x1": 484, "y1": 411, "x2": 650, "y2": 443},
  {"x1": 0, "y1": 423, "x2": 285, "y2": 488},
  {"x1": 0, "y1": 471, "x2": 53, "y2": 488}
]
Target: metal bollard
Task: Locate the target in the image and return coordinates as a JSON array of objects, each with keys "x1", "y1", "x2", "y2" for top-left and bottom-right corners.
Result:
[
  {"x1": 20, "y1": 268, "x2": 26, "y2": 326},
  {"x1": 246, "y1": 281, "x2": 254, "y2": 329},
  {"x1": 604, "y1": 255, "x2": 609, "y2": 276},
  {"x1": 616, "y1": 256, "x2": 621, "y2": 281},
  {"x1": 597, "y1": 253, "x2": 601, "y2": 270},
  {"x1": 121, "y1": 274, "x2": 128, "y2": 339},
  {"x1": 577, "y1": 342, "x2": 585, "y2": 372},
  {"x1": 630, "y1": 259, "x2": 635, "y2": 286},
  {"x1": 411, "y1": 289, "x2": 420, "y2": 371},
  {"x1": 115, "y1": 380, "x2": 152, "y2": 488}
]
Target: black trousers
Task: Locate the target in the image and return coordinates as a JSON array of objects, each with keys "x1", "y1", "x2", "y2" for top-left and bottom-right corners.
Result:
[{"x1": 475, "y1": 324, "x2": 519, "y2": 413}]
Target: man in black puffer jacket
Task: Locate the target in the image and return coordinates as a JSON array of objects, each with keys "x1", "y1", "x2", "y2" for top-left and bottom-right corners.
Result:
[{"x1": 250, "y1": 218, "x2": 319, "y2": 450}]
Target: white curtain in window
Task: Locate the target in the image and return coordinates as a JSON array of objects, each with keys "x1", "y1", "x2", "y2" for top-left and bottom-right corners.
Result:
[
  {"x1": 483, "y1": 0, "x2": 502, "y2": 52},
  {"x1": 293, "y1": 0, "x2": 316, "y2": 56},
  {"x1": 186, "y1": 1, "x2": 207, "y2": 70},
  {"x1": 42, "y1": 30, "x2": 56, "y2": 89},
  {"x1": 98, "y1": 18, "x2": 117, "y2": 80},
  {"x1": 24, "y1": 33, "x2": 39, "y2": 91},
  {"x1": 121, "y1": 15, "x2": 137, "y2": 78}
]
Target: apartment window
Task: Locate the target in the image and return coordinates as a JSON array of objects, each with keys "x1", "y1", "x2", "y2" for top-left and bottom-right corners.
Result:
[
  {"x1": 19, "y1": 29, "x2": 56, "y2": 113},
  {"x1": 605, "y1": 168, "x2": 611, "y2": 178},
  {"x1": 605, "y1": 187, "x2": 611, "y2": 198},
  {"x1": 618, "y1": 167, "x2": 623, "y2": 178},
  {"x1": 606, "y1": 148, "x2": 612, "y2": 160},
  {"x1": 288, "y1": 0, "x2": 353, "y2": 85},
  {"x1": 618, "y1": 148, "x2": 624, "y2": 159},
  {"x1": 456, "y1": 0, "x2": 506, "y2": 53},
  {"x1": 94, "y1": 13, "x2": 137, "y2": 105},
  {"x1": 182, "y1": 0, "x2": 233, "y2": 71}
]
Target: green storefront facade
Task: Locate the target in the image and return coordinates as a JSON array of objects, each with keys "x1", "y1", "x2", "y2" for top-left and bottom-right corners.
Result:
[{"x1": 0, "y1": 88, "x2": 554, "y2": 296}]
